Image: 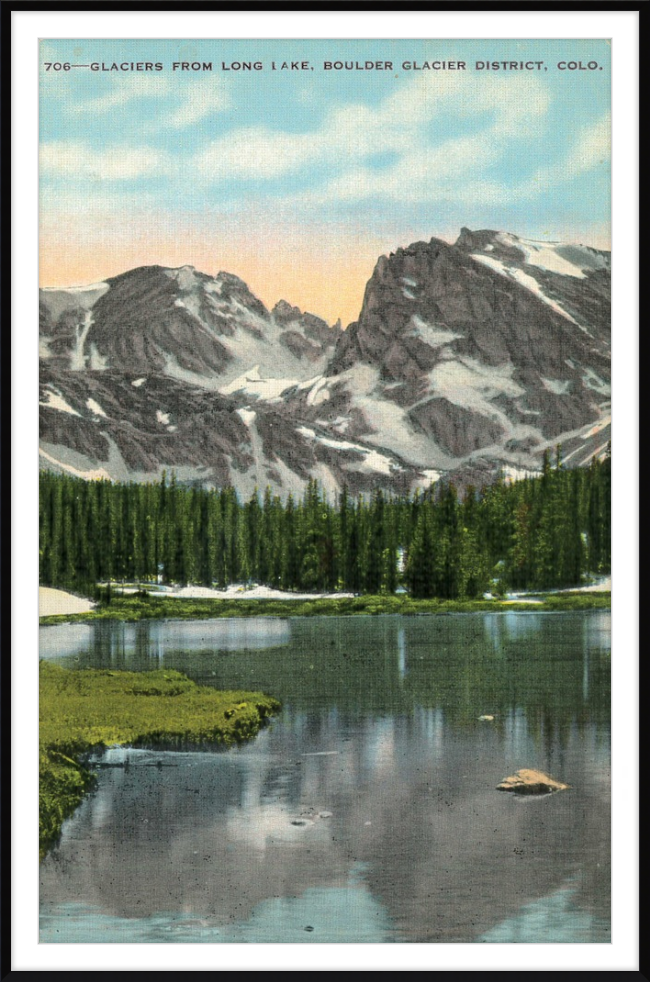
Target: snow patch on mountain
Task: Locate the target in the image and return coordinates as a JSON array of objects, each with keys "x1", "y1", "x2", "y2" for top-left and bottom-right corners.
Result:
[
  {"x1": 39, "y1": 446, "x2": 111, "y2": 481},
  {"x1": 306, "y1": 376, "x2": 331, "y2": 407},
  {"x1": 42, "y1": 281, "x2": 109, "y2": 295},
  {"x1": 325, "y1": 364, "x2": 455, "y2": 469},
  {"x1": 418, "y1": 469, "x2": 442, "y2": 487},
  {"x1": 88, "y1": 344, "x2": 109, "y2": 371},
  {"x1": 237, "y1": 408, "x2": 256, "y2": 427},
  {"x1": 296, "y1": 374, "x2": 324, "y2": 392},
  {"x1": 40, "y1": 389, "x2": 80, "y2": 416},
  {"x1": 229, "y1": 297, "x2": 272, "y2": 336},
  {"x1": 160, "y1": 306, "x2": 329, "y2": 391},
  {"x1": 583, "y1": 418, "x2": 611, "y2": 439},
  {"x1": 234, "y1": 407, "x2": 273, "y2": 496},
  {"x1": 495, "y1": 234, "x2": 589, "y2": 279},
  {"x1": 541, "y1": 378, "x2": 572, "y2": 395},
  {"x1": 163, "y1": 265, "x2": 200, "y2": 291},
  {"x1": 86, "y1": 398, "x2": 107, "y2": 418},
  {"x1": 163, "y1": 354, "x2": 226, "y2": 390},
  {"x1": 430, "y1": 357, "x2": 524, "y2": 412},
  {"x1": 70, "y1": 312, "x2": 94, "y2": 371},
  {"x1": 358, "y1": 393, "x2": 451, "y2": 467},
  {"x1": 502, "y1": 464, "x2": 536, "y2": 483},
  {"x1": 221, "y1": 366, "x2": 298, "y2": 401},
  {"x1": 515, "y1": 404, "x2": 541, "y2": 416},
  {"x1": 40, "y1": 282, "x2": 109, "y2": 320},
  {"x1": 360, "y1": 448, "x2": 395, "y2": 476},
  {"x1": 296, "y1": 425, "x2": 316, "y2": 440},
  {"x1": 301, "y1": 429, "x2": 399, "y2": 477},
  {"x1": 329, "y1": 416, "x2": 350, "y2": 434},
  {"x1": 310, "y1": 461, "x2": 340, "y2": 499},
  {"x1": 410, "y1": 315, "x2": 462, "y2": 348},
  {"x1": 581, "y1": 368, "x2": 610, "y2": 395},
  {"x1": 471, "y1": 253, "x2": 580, "y2": 326}
]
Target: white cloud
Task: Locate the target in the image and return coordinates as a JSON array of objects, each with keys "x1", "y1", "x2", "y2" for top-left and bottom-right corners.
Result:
[
  {"x1": 195, "y1": 125, "x2": 324, "y2": 180},
  {"x1": 40, "y1": 141, "x2": 171, "y2": 181},
  {"x1": 290, "y1": 85, "x2": 603, "y2": 210},
  {"x1": 69, "y1": 75, "x2": 170, "y2": 114},
  {"x1": 193, "y1": 73, "x2": 551, "y2": 197},
  {"x1": 521, "y1": 114, "x2": 611, "y2": 198},
  {"x1": 38, "y1": 72, "x2": 605, "y2": 216},
  {"x1": 552, "y1": 115, "x2": 610, "y2": 179},
  {"x1": 64, "y1": 74, "x2": 230, "y2": 130},
  {"x1": 381, "y1": 72, "x2": 549, "y2": 137},
  {"x1": 167, "y1": 78, "x2": 231, "y2": 127}
]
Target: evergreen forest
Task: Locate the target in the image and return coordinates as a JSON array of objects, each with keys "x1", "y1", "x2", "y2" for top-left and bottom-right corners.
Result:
[{"x1": 39, "y1": 446, "x2": 611, "y2": 600}]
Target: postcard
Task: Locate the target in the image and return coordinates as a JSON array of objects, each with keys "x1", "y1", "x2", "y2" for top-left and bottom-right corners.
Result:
[{"x1": 10, "y1": 7, "x2": 639, "y2": 973}]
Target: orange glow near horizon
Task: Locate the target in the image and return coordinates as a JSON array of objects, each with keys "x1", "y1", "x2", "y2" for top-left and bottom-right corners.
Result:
[
  {"x1": 39, "y1": 221, "x2": 391, "y2": 326},
  {"x1": 39, "y1": 220, "x2": 611, "y2": 328}
]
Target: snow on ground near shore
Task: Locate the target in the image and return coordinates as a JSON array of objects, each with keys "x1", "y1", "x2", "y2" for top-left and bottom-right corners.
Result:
[
  {"x1": 507, "y1": 575, "x2": 611, "y2": 600},
  {"x1": 41, "y1": 576, "x2": 610, "y2": 615},
  {"x1": 571, "y1": 576, "x2": 611, "y2": 593},
  {"x1": 149, "y1": 584, "x2": 356, "y2": 601},
  {"x1": 39, "y1": 587, "x2": 95, "y2": 617}
]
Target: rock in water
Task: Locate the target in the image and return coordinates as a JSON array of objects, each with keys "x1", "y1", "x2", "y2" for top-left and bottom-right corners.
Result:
[{"x1": 496, "y1": 768, "x2": 570, "y2": 795}]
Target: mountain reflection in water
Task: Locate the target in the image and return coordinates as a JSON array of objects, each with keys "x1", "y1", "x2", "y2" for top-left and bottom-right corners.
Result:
[{"x1": 40, "y1": 611, "x2": 610, "y2": 943}]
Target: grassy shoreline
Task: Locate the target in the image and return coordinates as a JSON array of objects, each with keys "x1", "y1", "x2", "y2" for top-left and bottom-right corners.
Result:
[
  {"x1": 39, "y1": 591, "x2": 611, "y2": 626},
  {"x1": 39, "y1": 662, "x2": 280, "y2": 861}
]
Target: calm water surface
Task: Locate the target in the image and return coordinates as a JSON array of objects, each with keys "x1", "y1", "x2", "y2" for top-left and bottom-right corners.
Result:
[{"x1": 40, "y1": 611, "x2": 611, "y2": 943}]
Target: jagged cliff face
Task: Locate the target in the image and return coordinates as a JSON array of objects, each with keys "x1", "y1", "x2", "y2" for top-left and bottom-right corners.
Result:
[
  {"x1": 39, "y1": 230, "x2": 610, "y2": 497},
  {"x1": 311, "y1": 229, "x2": 610, "y2": 481},
  {"x1": 39, "y1": 265, "x2": 339, "y2": 383}
]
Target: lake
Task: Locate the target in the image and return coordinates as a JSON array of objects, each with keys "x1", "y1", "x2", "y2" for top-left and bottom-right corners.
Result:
[{"x1": 39, "y1": 611, "x2": 611, "y2": 943}]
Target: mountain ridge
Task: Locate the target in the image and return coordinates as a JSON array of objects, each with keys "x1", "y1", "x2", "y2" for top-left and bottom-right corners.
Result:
[{"x1": 39, "y1": 228, "x2": 611, "y2": 498}]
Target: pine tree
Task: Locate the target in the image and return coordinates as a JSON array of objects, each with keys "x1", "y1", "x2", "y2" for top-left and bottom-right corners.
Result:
[
  {"x1": 366, "y1": 488, "x2": 385, "y2": 593},
  {"x1": 458, "y1": 486, "x2": 490, "y2": 597},
  {"x1": 405, "y1": 505, "x2": 435, "y2": 599},
  {"x1": 280, "y1": 493, "x2": 299, "y2": 590},
  {"x1": 39, "y1": 445, "x2": 611, "y2": 599}
]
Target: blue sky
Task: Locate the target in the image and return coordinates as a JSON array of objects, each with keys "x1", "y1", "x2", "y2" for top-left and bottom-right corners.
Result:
[{"x1": 40, "y1": 38, "x2": 610, "y2": 323}]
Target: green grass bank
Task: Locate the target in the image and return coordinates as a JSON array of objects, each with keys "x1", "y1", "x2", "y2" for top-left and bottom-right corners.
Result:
[
  {"x1": 40, "y1": 591, "x2": 611, "y2": 626},
  {"x1": 39, "y1": 662, "x2": 280, "y2": 861}
]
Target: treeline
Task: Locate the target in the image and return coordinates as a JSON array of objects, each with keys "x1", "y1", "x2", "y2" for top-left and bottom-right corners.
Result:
[{"x1": 39, "y1": 447, "x2": 610, "y2": 600}]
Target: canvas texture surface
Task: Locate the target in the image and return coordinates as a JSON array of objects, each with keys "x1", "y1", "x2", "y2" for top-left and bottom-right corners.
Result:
[{"x1": 38, "y1": 37, "x2": 611, "y2": 945}]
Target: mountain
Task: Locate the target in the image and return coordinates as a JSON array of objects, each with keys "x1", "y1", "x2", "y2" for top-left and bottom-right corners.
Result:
[
  {"x1": 39, "y1": 230, "x2": 610, "y2": 497},
  {"x1": 39, "y1": 265, "x2": 339, "y2": 385}
]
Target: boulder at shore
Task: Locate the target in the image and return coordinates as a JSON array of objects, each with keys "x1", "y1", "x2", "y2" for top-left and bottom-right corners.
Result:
[{"x1": 496, "y1": 769, "x2": 570, "y2": 795}]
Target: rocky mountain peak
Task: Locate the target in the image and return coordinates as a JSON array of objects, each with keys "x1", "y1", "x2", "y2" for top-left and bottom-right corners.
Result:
[
  {"x1": 39, "y1": 260, "x2": 343, "y2": 396},
  {"x1": 39, "y1": 229, "x2": 611, "y2": 499},
  {"x1": 214, "y1": 271, "x2": 268, "y2": 317},
  {"x1": 272, "y1": 299, "x2": 302, "y2": 324}
]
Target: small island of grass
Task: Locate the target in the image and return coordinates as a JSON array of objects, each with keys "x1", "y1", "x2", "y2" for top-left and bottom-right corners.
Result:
[{"x1": 39, "y1": 662, "x2": 280, "y2": 861}]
